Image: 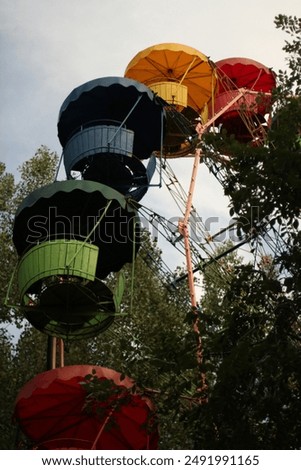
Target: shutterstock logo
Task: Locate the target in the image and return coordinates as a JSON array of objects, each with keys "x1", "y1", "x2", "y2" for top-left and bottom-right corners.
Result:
[
  {"x1": 25, "y1": 206, "x2": 138, "y2": 245},
  {"x1": 25, "y1": 206, "x2": 261, "y2": 246}
]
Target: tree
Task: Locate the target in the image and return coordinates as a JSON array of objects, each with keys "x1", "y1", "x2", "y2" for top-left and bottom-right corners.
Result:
[
  {"x1": 0, "y1": 146, "x2": 59, "y2": 326},
  {"x1": 0, "y1": 163, "x2": 16, "y2": 324},
  {"x1": 189, "y1": 13, "x2": 301, "y2": 449},
  {"x1": 186, "y1": 261, "x2": 300, "y2": 449},
  {"x1": 0, "y1": 328, "x2": 16, "y2": 449},
  {"x1": 274, "y1": 14, "x2": 301, "y2": 95},
  {"x1": 0, "y1": 147, "x2": 58, "y2": 449},
  {"x1": 199, "y1": 242, "x2": 244, "y2": 382}
]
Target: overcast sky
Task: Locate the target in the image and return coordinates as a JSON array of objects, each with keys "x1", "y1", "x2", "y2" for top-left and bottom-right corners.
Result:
[{"x1": 1, "y1": 0, "x2": 301, "y2": 272}]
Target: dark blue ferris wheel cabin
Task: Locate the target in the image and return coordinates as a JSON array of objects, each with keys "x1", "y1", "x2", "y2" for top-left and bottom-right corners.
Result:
[{"x1": 57, "y1": 77, "x2": 166, "y2": 200}]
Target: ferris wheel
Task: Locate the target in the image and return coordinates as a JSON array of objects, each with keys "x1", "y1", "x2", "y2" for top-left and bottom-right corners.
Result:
[
  {"x1": 124, "y1": 43, "x2": 278, "y2": 301},
  {"x1": 10, "y1": 42, "x2": 279, "y2": 449}
]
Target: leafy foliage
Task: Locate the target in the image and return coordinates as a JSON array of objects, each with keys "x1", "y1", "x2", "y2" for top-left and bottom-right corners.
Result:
[
  {"x1": 194, "y1": 13, "x2": 301, "y2": 449},
  {"x1": 0, "y1": 146, "x2": 59, "y2": 325},
  {"x1": 274, "y1": 15, "x2": 301, "y2": 95}
]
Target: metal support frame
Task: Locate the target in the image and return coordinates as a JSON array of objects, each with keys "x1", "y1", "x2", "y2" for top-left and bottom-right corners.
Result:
[
  {"x1": 178, "y1": 89, "x2": 250, "y2": 392},
  {"x1": 47, "y1": 336, "x2": 65, "y2": 370}
]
